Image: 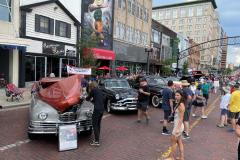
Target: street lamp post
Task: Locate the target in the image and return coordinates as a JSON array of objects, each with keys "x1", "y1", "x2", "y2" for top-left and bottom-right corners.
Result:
[{"x1": 145, "y1": 43, "x2": 153, "y2": 75}]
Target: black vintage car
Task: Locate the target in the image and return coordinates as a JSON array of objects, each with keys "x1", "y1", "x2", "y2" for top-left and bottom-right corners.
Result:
[
  {"x1": 99, "y1": 78, "x2": 138, "y2": 113},
  {"x1": 130, "y1": 76, "x2": 167, "y2": 108}
]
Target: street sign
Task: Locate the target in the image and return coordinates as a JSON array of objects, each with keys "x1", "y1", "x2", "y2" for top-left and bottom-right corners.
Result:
[{"x1": 58, "y1": 124, "x2": 78, "y2": 151}]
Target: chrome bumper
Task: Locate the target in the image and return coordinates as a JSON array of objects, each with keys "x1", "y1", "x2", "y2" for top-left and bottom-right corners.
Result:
[
  {"x1": 28, "y1": 119, "x2": 92, "y2": 134},
  {"x1": 111, "y1": 98, "x2": 138, "y2": 111}
]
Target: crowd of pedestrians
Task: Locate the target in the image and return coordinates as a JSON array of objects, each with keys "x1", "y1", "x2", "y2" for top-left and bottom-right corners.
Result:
[{"x1": 83, "y1": 71, "x2": 240, "y2": 159}]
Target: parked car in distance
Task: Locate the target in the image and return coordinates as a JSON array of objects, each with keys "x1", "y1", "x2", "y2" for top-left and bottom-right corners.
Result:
[
  {"x1": 28, "y1": 75, "x2": 93, "y2": 140},
  {"x1": 130, "y1": 76, "x2": 167, "y2": 108},
  {"x1": 99, "y1": 78, "x2": 138, "y2": 113}
]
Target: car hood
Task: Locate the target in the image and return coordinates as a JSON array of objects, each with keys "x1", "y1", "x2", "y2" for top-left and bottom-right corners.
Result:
[
  {"x1": 109, "y1": 88, "x2": 138, "y2": 98},
  {"x1": 38, "y1": 75, "x2": 82, "y2": 112}
]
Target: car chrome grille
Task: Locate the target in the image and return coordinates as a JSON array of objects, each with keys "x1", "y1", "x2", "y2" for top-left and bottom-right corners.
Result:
[{"x1": 59, "y1": 112, "x2": 77, "y2": 122}]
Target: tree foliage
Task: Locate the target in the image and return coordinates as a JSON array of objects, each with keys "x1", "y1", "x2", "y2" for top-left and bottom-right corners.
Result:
[
  {"x1": 182, "y1": 61, "x2": 188, "y2": 75},
  {"x1": 77, "y1": 28, "x2": 100, "y2": 68}
]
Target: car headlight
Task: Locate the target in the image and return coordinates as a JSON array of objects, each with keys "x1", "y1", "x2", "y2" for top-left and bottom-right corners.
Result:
[
  {"x1": 115, "y1": 94, "x2": 120, "y2": 100},
  {"x1": 38, "y1": 112, "x2": 48, "y2": 120},
  {"x1": 85, "y1": 111, "x2": 93, "y2": 118}
]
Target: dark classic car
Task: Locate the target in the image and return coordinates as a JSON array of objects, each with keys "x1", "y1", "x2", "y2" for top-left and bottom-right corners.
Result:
[
  {"x1": 130, "y1": 76, "x2": 167, "y2": 107},
  {"x1": 28, "y1": 75, "x2": 93, "y2": 139},
  {"x1": 99, "y1": 78, "x2": 138, "y2": 113}
]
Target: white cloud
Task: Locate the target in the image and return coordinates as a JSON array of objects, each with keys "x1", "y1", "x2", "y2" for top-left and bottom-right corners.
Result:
[{"x1": 227, "y1": 46, "x2": 240, "y2": 66}]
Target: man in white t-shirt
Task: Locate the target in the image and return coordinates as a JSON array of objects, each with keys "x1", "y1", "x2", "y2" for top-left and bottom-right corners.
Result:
[{"x1": 217, "y1": 87, "x2": 231, "y2": 128}]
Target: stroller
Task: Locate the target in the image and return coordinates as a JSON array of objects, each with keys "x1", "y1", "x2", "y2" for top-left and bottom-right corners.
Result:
[{"x1": 5, "y1": 83, "x2": 24, "y2": 101}]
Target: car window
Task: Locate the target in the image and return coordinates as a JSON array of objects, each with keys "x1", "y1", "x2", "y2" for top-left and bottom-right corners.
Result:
[
  {"x1": 147, "y1": 77, "x2": 165, "y2": 86},
  {"x1": 105, "y1": 80, "x2": 130, "y2": 89}
]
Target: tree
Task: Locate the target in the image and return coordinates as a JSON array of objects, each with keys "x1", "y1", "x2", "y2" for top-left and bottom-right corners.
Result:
[
  {"x1": 182, "y1": 61, "x2": 188, "y2": 75},
  {"x1": 77, "y1": 28, "x2": 100, "y2": 68},
  {"x1": 161, "y1": 58, "x2": 176, "y2": 76}
]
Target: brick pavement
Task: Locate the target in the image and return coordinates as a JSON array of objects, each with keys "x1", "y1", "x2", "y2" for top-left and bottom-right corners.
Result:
[{"x1": 0, "y1": 93, "x2": 237, "y2": 160}]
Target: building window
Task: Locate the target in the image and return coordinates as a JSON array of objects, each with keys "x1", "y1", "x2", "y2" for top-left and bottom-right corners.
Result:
[
  {"x1": 0, "y1": 0, "x2": 11, "y2": 22},
  {"x1": 166, "y1": 10, "x2": 171, "y2": 19},
  {"x1": 152, "y1": 11, "x2": 158, "y2": 20},
  {"x1": 136, "y1": 3, "x2": 140, "y2": 18},
  {"x1": 197, "y1": 18, "x2": 202, "y2": 23},
  {"x1": 159, "y1": 11, "x2": 164, "y2": 20},
  {"x1": 188, "y1": 7, "x2": 194, "y2": 17},
  {"x1": 35, "y1": 14, "x2": 54, "y2": 35},
  {"x1": 165, "y1": 20, "x2": 169, "y2": 25},
  {"x1": 179, "y1": 25, "x2": 184, "y2": 30},
  {"x1": 180, "y1": 8, "x2": 186, "y2": 17},
  {"x1": 195, "y1": 24, "x2": 201, "y2": 29},
  {"x1": 179, "y1": 19, "x2": 184, "y2": 24},
  {"x1": 122, "y1": 0, "x2": 126, "y2": 10},
  {"x1": 55, "y1": 20, "x2": 71, "y2": 38},
  {"x1": 140, "y1": 5, "x2": 144, "y2": 20},
  {"x1": 172, "y1": 20, "x2": 176, "y2": 25},
  {"x1": 118, "y1": 0, "x2": 122, "y2": 8},
  {"x1": 132, "y1": 1, "x2": 136, "y2": 15},
  {"x1": 127, "y1": 0, "x2": 132, "y2": 13},
  {"x1": 173, "y1": 9, "x2": 178, "y2": 18},
  {"x1": 152, "y1": 29, "x2": 160, "y2": 44},
  {"x1": 188, "y1": 18, "x2": 192, "y2": 23},
  {"x1": 197, "y1": 6, "x2": 203, "y2": 16},
  {"x1": 188, "y1": 25, "x2": 192, "y2": 30}
]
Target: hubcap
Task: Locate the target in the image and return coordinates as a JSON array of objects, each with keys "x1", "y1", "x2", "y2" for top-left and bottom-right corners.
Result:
[{"x1": 152, "y1": 95, "x2": 160, "y2": 107}]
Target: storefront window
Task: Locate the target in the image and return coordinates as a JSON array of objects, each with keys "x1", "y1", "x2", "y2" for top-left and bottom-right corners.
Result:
[
  {"x1": 36, "y1": 57, "x2": 46, "y2": 81},
  {"x1": 0, "y1": 0, "x2": 11, "y2": 22},
  {"x1": 25, "y1": 56, "x2": 35, "y2": 82}
]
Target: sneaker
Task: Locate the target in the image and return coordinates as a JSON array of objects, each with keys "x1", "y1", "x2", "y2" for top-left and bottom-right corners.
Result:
[
  {"x1": 182, "y1": 133, "x2": 190, "y2": 139},
  {"x1": 201, "y1": 115, "x2": 207, "y2": 119},
  {"x1": 192, "y1": 113, "x2": 196, "y2": 117},
  {"x1": 136, "y1": 120, "x2": 141, "y2": 123},
  {"x1": 224, "y1": 124, "x2": 228, "y2": 127},
  {"x1": 162, "y1": 130, "x2": 171, "y2": 136},
  {"x1": 90, "y1": 141, "x2": 100, "y2": 146},
  {"x1": 217, "y1": 124, "x2": 224, "y2": 128}
]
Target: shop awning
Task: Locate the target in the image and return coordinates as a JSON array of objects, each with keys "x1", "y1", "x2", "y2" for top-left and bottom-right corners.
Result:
[
  {"x1": 0, "y1": 35, "x2": 31, "y2": 52},
  {"x1": 92, "y1": 48, "x2": 115, "y2": 60}
]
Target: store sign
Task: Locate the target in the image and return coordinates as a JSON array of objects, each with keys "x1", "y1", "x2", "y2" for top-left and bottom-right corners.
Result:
[
  {"x1": 58, "y1": 124, "x2": 78, "y2": 151},
  {"x1": 65, "y1": 46, "x2": 76, "y2": 57},
  {"x1": 67, "y1": 65, "x2": 92, "y2": 75},
  {"x1": 43, "y1": 41, "x2": 65, "y2": 55}
]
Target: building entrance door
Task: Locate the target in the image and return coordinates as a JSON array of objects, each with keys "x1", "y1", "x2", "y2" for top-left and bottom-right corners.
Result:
[{"x1": 47, "y1": 57, "x2": 60, "y2": 77}]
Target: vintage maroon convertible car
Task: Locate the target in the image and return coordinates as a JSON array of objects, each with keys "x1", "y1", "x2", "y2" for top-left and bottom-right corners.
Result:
[{"x1": 28, "y1": 75, "x2": 93, "y2": 139}]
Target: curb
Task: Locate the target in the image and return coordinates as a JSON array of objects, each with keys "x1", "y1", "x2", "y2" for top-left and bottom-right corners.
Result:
[{"x1": 0, "y1": 102, "x2": 30, "y2": 110}]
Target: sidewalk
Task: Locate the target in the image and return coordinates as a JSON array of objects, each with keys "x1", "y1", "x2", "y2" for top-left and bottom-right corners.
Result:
[{"x1": 0, "y1": 88, "x2": 31, "y2": 109}]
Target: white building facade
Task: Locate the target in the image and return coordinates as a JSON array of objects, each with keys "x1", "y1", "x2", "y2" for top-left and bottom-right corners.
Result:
[
  {"x1": 20, "y1": 0, "x2": 81, "y2": 83},
  {"x1": 0, "y1": 0, "x2": 30, "y2": 87}
]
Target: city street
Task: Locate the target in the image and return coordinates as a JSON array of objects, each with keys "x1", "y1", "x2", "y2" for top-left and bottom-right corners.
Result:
[{"x1": 0, "y1": 93, "x2": 237, "y2": 160}]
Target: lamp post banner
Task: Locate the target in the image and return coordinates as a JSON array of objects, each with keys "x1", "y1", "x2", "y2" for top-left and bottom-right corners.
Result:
[{"x1": 67, "y1": 65, "x2": 92, "y2": 75}]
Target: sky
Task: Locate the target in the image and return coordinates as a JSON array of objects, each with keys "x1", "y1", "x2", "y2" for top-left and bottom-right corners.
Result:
[{"x1": 153, "y1": 0, "x2": 240, "y2": 66}]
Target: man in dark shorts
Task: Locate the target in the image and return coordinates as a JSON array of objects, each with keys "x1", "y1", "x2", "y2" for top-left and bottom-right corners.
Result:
[
  {"x1": 181, "y1": 80, "x2": 193, "y2": 139},
  {"x1": 137, "y1": 78, "x2": 150, "y2": 124},
  {"x1": 161, "y1": 80, "x2": 174, "y2": 135}
]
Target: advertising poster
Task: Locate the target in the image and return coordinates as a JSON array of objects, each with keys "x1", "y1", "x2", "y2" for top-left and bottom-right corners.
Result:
[
  {"x1": 58, "y1": 124, "x2": 78, "y2": 151},
  {"x1": 82, "y1": 0, "x2": 113, "y2": 49}
]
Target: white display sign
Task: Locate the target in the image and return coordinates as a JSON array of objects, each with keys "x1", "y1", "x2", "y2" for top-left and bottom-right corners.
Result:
[
  {"x1": 67, "y1": 65, "x2": 92, "y2": 75},
  {"x1": 59, "y1": 124, "x2": 78, "y2": 151}
]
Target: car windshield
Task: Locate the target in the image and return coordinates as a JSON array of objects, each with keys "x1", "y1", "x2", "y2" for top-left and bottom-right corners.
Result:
[
  {"x1": 147, "y1": 77, "x2": 165, "y2": 86},
  {"x1": 105, "y1": 80, "x2": 130, "y2": 89}
]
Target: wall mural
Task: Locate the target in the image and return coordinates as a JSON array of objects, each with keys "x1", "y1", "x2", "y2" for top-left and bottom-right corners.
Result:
[{"x1": 82, "y1": 0, "x2": 113, "y2": 49}]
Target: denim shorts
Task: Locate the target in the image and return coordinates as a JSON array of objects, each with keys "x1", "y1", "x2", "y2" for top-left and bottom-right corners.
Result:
[{"x1": 220, "y1": 109, "x2": 228, "y2": 115}]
